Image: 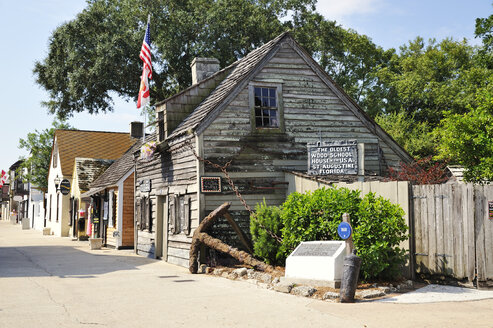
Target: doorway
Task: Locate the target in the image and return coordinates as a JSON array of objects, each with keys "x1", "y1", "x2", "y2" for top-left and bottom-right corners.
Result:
[{"x1": 155, "y1": 196, "x2": 168, "y2": 260}]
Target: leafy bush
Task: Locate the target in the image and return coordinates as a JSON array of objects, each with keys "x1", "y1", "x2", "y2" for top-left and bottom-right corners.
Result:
[
  {"x1": 250, "y1": 200, "x2": 284, "y2": 266},
  {"x1": 279, "y1": 188, "x2": 361, "y2": 259},
  {"x1": 250, "y1": 187, "x2": 409, "y2": 280},
  {"x1": 355, "y1": 192, "x2": 408, "y2": 280}
]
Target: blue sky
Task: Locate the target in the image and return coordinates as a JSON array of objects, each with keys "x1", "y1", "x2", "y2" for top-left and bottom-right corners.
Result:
[{"x1": 0, "y1": 0, "x2": 491, "y2": 173}]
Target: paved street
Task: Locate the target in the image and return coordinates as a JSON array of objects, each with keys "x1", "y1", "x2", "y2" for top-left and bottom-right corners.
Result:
[{"x1": 1, "y1": 221, "x2": 493, "y2": 328}]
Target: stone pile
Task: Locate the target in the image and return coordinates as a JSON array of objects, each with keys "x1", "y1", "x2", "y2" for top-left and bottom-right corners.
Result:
[{"x1": 206, "y1": 266, "x2": 415, "y2": 301}]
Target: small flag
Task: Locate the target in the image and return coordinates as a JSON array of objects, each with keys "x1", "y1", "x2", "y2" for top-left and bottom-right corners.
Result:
[
  {"x1": 137, "y1": 16, "x2": 152, "y2": 109},
  {"x1": 0, "y1": 170, "x2": 7, "y2": 188}
]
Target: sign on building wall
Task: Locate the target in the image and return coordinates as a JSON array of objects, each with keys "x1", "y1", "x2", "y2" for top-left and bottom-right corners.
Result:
[
  {"x1": 200, "y1": 176, "x2": 221, "y2": 193},
  {"x1": 60, "y1": 179, "x2": 71, "y2": 195},
  {"x1": 307, "y1": 140, "x2": 358, "y2": 175},
  {"x1": 139, "y1": 179, "x2": 151, "y2": 193}
]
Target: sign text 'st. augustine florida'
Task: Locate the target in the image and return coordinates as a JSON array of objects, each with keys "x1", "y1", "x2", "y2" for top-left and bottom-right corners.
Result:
[{"x1": 308, "y1": 140, "x2": 358, "y2": 175}]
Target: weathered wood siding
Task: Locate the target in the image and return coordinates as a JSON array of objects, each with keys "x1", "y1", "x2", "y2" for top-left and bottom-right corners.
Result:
[
  {"x1": 201, "y1": 41, "x2": 406, "y2": 223},
  {"x1": 122, "y1": 173, "x2": 134, "y2": 247},
  {"x1": 413, "y1": 183, "x2": 493, "y2": 286},
  {"x1": 135, "y1": 136, "x2": 199, "y2": 265}
]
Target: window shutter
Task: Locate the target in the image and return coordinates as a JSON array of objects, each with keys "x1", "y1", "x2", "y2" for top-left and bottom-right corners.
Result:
[
  {"x1": 169, "y1": 195, "x2": 176, "y2": 234},
  {"x1": 136, "y1": 199, "x2": 142, "y2": 230},
  {"x1": 147, "y1": 197, "x2": 152, "y2": 232},
  {"x1": 140, "y1": 197, "x2": 147, "y2": 231},
  {"x1": 182, "y1": 195, "x2": 190, "y2": 235}
]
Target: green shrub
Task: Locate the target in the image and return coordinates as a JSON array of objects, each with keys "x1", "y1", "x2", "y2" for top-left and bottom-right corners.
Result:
[
  {"x1": 250, "y1": 187, "x2": 409, "y2": 280},
  {"x1": 355, "y1": 192, "x2": 408, "y2": 280},
  {"x1": 250, "y1": 200, "x2": 284, "y2": 266},
  {"x1": 279, "y1": 187, "x2": 361, "y2": 259}
]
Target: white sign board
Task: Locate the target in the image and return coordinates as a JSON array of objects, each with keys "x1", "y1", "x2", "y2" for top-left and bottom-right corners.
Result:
[{"x1": 285, "y1": 241, "x2": 346, "y2": 284}]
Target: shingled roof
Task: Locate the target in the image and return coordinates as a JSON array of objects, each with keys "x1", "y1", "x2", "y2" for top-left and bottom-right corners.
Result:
[
  {"x1": 53, "y1": 130, "x2": 137, "y2": 177},
  {"x1": 164, "y1": 32, "x2": 413, "y2": 163},
  {"x1": 74, "y1": 158, "x2": 114, "y2": 192},
  {"x1": 89, "y1": 142, "x2": 139, "y2": 189},
  {"x1": 166, "y1": 32, "x2": 288, "y2": 140},
  {"x1": 89, "y1": 133, "x2": 156, "y2": 189}
]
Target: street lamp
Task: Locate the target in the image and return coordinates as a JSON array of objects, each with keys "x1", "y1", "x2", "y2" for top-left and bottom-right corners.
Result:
[{"x1": 54, "y1": 176, "x2": 61, "y2": 192}]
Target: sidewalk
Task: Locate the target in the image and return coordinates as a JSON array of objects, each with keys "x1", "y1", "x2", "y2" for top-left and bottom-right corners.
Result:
[{"x1": 1, "y1": 220, "x2": 493, "y2": 328}]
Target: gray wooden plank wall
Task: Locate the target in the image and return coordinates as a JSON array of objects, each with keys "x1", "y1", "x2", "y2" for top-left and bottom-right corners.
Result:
[
  {"x1": 135, "y1": 138, "x2": 199, "y2": 264},
  {"x1": 413, "y1": 183, "x2": 493, "y2": 285}
]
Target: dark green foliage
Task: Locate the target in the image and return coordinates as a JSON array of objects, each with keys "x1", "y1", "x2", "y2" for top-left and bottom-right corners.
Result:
[
  {"x1": 17, "y1": 119, "x2": 72, "y2": 190},
  {"x1": 250, "y1": 187, "x2": 408, "y2": 280},
  {"x1": 250, "y1": 200, "x2": 283, "y2": 265},
  {"x1": 279, "y1": 188, "x2": 360, "y2": 258},
  {"x1": 354, "y1": 193, "x2": 408, "y2": 280}
]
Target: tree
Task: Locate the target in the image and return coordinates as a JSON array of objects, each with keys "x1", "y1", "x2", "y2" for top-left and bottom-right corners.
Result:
[
  {"x1": 289, "y1": 11, "x2": 395, "y2": 117},
  {"x1": 375, "y1": 37, "x2": 490, "y2": 125},
  {"x1": 34, "y1": 0, "x2": 393, "y2": 119},
  {"x1": 435, "y1": 88, "x2": 493, "y2": 183},
  {"x1": 34, "y1": 0, "x2": 315, "y2": 118},
  {"x1": 475, "y1": 7, "x2": 493, "y2": 67},
  {"x1": 375, "y1": 111, "x2": 436, "y2": 159},
  {"x1": 18, "y1": 119, "x2": 72, "y2": 190}
]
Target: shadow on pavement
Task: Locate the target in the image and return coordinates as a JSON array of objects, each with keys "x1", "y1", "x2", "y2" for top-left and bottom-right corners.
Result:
[{"x1": 0, "y1": 246, "x2": 156, "y2": 278}]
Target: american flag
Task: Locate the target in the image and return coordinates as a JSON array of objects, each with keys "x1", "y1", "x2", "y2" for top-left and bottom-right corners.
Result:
[{"x1": 137, "y1": 16, "x2": 152, "y2": 109}]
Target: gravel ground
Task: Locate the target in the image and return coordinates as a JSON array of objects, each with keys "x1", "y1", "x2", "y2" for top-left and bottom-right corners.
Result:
[{"x1": 376, "y1": 284, "x2": 493, "y2": 303}]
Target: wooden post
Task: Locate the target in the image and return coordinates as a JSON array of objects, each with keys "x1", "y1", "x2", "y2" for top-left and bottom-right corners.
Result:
[{"x1": 342, "y1": 213, "x2": 354, "y2": 255}]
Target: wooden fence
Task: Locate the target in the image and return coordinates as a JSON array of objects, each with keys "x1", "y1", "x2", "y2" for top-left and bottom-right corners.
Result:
[{"x1": 413, "y1": 184, "x2": 493, "y2": 287}]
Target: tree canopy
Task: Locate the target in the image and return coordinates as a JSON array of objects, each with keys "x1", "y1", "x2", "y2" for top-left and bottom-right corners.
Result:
[
  {"x1": 34, "y1": 0, "x2": 391, "y2": 120},
  {"x1": 34, "y1": 0, "x2": 493, "y2": 183},
  {"x1": 18, "y1": 119, "x2": 72, "y2": 190}
]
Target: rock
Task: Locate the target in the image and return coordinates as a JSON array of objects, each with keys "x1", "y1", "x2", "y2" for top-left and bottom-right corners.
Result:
[
  {"x1": 371, "y1": 283, "x2": 378, "y2": 288},
  {"x1": 246, "y1": 269, "x2": 255, "y2": 279},
  {"x1": 227, "y1": 272, "x2": 238, "y2": 280},
  {"x1": 291, "y1": 286, "x2": 316, "y2": 297},
  {"x1": 357, "y1": 289, "x2": 386, "y2": 299},
  {"x1": 258, "y1": 273, "x2": 272, "y2": 284},
  {"x1": 405, "y1": 280, "x2": 414, "y2": 288},
  {"x1": 198, "y1": 264, "x2": 207, "y2": 274},
  {"x1": 212, "y1": 268, "x2": 224, "y2": 275},
  {"x1": 273, "y1": 283, "x2": 293, "y2": 293},
  {"x1": 379, "y1": 286, "x2": 391, "y2": 294},
  {"x1": 233, "y1": 268, "x2": 248, "y2": 277},
  {"x1": 272, "y1": 277, "x2": 280, "y2": 285},
  {"x1": 390, "y1": 286, "x2": 397, "y2": 293},
  {"x1": 221, "y1": 272, "x2": 229, "y2": 278},
  {"x1": 322, "y1": 292, "x2": 339, "y2": 300}
]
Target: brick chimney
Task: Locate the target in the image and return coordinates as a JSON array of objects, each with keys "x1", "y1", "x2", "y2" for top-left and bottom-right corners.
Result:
[
  {"x1": 191, "y1": 57, "x2": 220, "y2": 85},
  {"x1": 130, "y1": 121, "x2": 144, "y2": 139}
]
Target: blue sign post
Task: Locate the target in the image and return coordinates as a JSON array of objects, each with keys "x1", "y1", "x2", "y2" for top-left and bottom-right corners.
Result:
[{"x1": 337, "y1": 222, "x2": 352, "y2": 240}]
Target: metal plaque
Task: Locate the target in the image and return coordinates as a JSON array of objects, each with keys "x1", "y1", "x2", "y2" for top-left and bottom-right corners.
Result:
[
  {"x1": 337, "y1": 222, "x2": 352, "y2": 240},
  {"x1": 292, "y1": 242, "x2": 342, "y2": 257}
]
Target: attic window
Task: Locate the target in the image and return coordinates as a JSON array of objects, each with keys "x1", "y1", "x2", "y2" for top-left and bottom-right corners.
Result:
[
  {"x1": 249, "y1": 83, "x2": 284, "y2": 133},
  {"x1": 254, "y1": 87, "x2": 278, "y2": 128}
]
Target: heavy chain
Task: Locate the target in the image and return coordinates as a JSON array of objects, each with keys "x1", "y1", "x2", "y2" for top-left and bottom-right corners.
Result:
[{"x1": 183, "y1": 139, "x2": 283, "y2": 244}]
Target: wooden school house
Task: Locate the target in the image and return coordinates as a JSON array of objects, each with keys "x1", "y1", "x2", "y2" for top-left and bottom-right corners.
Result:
[{"x1": 133, "y1": 32, "x2": 412, "y2": 266}]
